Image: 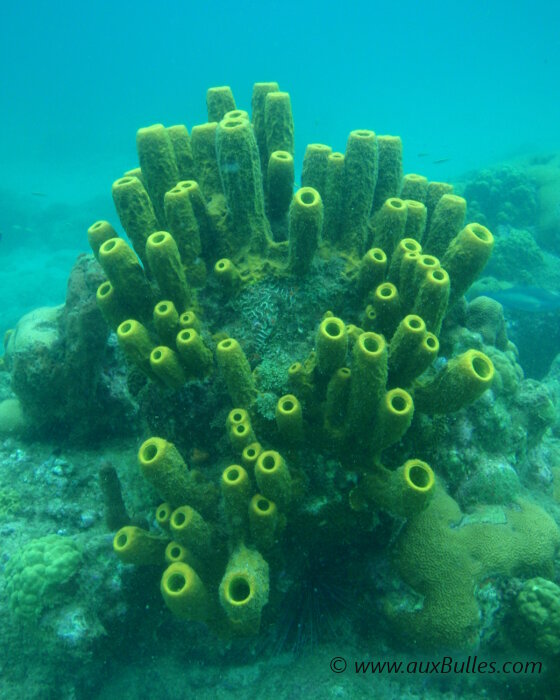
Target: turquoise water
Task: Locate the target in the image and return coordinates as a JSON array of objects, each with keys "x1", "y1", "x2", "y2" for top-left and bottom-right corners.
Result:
[
  {"x1": 1, "y1": 2, "x2": 560, "y2": 699},
  {"x1": 1, "y1": 0, "x2": 559, "y2": 324}
]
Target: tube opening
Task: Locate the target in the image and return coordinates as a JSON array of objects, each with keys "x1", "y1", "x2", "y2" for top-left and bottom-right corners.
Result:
[
  {"x1": 408, "y1": 464, "x2": 432, "y2": 489},
  {"x1": 257, "y1": 498, "x2": 270, "y2": 512},
  {"x1": 228, "y1": 576, "x2": 251, "y2": 603},
  {"x1": 391, "y1": 393, "x2": 408, "y2": 412},
  {"x1": 168, "y1": 572, "x2": 186, "y2": 593},
  {"x1": 472, "y1": 354, "x2": 492, "y2": 379},
  {"x1": 142, "y1": 443, "x2": 158, "y2": 462},
  {"x1": 261, "y1": 454, "x2": 277, "y2": 471},
  {"x1": 324, "y1": 321, "x2": 342, "y2": 337},
  {"x1": 300, "y1": 190, "x2": 316, "y2": 205},
  {"x1": 362, "y1": 335, "x2": 380, "y2": 353}
]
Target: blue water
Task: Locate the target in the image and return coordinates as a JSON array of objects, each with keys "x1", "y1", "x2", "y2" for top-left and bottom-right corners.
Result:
[
  {"x1": 1, "y1": 0, "x2": 559, "y2": 335},
  {"x1": 2, "y1": 3, "x2": 560, "y2": 696},
  {"x1": 1, "y1": 1, "x2": 554, "y2": 338}
]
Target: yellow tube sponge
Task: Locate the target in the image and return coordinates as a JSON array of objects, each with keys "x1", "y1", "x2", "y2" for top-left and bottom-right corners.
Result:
[
  {"x1": 404, "y1": 199, "x2": 427, "y2": 241},
  {"x1": 113, "y1": 526, "x2": 168, "y2": 565},
  {"x1": 178, "y1": 309, "x2": 202, "y2": 332},
  {"x1": 371, "y1": 197, "x2": 408, "y2": 259},
  {"x1": 166, "y1": 125, "x2": 195, "y2": 181},
  {"x1": 155, "y1": 502, "x2": 173, "y2": 531},
  {"x1": 219, "y1": 544, "x2": 269, "y2": 635},
  {"x1": 153, "y1": 300, "x2": 179, "y2": 347},
  {"x1": 149, "y1": 346, "x2": 186, "y2": 390},
  {"x1": 161, "y1": 562, "x2": 210, "y2": 621},
  {"x1": 111, "y1": 175, "x2": 159, "y2": 265},
  {"x1": 388, "y1": 315, "x2": 432, "y2": 386},
  {"x1": 264, "y1": 91, "x2": 295, "y2": 158},
  {"x1": 442, "y1": 223, "x2": 494, "y2": 307},
  {"x1": 163, "y1": 182, "x2": 202, "y2": 268},
  {"x1": 164, "y1": 541, "x2": 202, "y2": 570},
  {"x1": 275, "y1": 394, "x2": 304, "y2": 444},
  {"x1": 226, "y1": 408, "x2": 250, "y2": 431},
  {"x1": 216, "y1": 115, "x2": 270, "y2": 254},
  {"x1": 412, "y1": 266, "x2": 450, "y2": 335},
  {"x1": 372, "y1": 135, "x2": 403, "y2": 212},
  {"x1": 221, "y1": 464, "x2": 252, "y2": 540},
  {"x1": 425, "y1": 181, "x2": 454, "y2": 230},
  {"x1": 387, "y1": 238, "x2": 422, "y2": 285},
  {"x1": 242, "y1": 442, "x2": 262, "y2": 470},
  {"x1": 254, "y1": 450, "x2": 292, "y2": 508},
  {"x1": 191, "y1": 122, "x2": 222, "y2": 198},
  {"x1": 350, "y1": 459, "x2": 435, "y2": 518},
  {"x1": 98, "y1": 238, "x2": 153, "y2": 320},
  {"x1": 371, "y1": 282, "x2": 401, "y2": 339},
  {"x1": 266, "y1": 150, "x2": 294, "y2": 222},
  {"x1": 401, "y1": 173, "x2": 429, "y2": 203},
  {"x1": 371, "y1": 388, "x2": 414, "y2": 455},
  {"x1": 414, "y1": 349, "x2": 494, "y2": 414},
  {"x1": 176, "y1": 328, "x2": 213, "y2": 380},
  {"x1": 170, "y1": 505, "x2": 212, "y2": 559},
  {"x1": 228, "y1": 419, "x2": 255, "y2": 453},
  {"x1": 216, "y1": 338, "x2": 257, "y2": 408},
  {"x1": 249, "y1": 494, "x2": 278, "y2": 551},
  {"x1": 251, "y1": 82, "x2": 280, "y2": 171},
  {"x1": 341, "y1": 129, "x2": 378, "y2": 254},
  {"x1": 96, "y1": 281, "x2": 126, "y2": 330},
  {"x1": 206, "y1": 85, "x2": 236, "y2": 122},
  {"x1": 423, "y1": 193, "x2": 466, "y2": 259},
  {"x1": 322, "y1": 152, "x2": 345, "y2": 244},
  {"x1": 136, "y1": 124, "x2": 180, "y2": 226},
  {"x1": 138, "y1": 437, "x2": 192, "y2": 508},
  {"x1": 173, "y1": 179, "x2": 217, "y2": 263},
  {"x1": 145, "y1": 231, "x2": 191, "y2": 312},
  {"x1": 315, "y1": 316, "x2": 348, "y2": 376},
  {"x1": 288, "y1": 187, "x2": 323, "y2": 277},
  {"x1": 301, "y1": 143, "x2": 332, "y2": 197},
  {"x1": 346, "y1": 332, "x2": 388, "y2": 440},
  {"x1": 87, "y1": 220, "x2": 118, "y2": 259},
  {"x1": 117, "y1": 320, "x2": 155, "y2": 376},
  {"x1": 325, "y1": 366, "x2": 351, "y2": 434},
  {"x1": 397, "y1": 250, "x2": 421, "y2": 311},
  {"x1": 221, "y1": 464, "x2": 252, "y2": 513},
  {"x1": 214, "y1": 258, "x2": 241, "y2": 294},
  {"x1": 358, "y1": 248, "x2": 387, "y2": 295}
]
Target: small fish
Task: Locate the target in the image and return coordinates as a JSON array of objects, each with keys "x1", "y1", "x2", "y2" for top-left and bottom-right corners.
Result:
[
  {"x1": 417, "y1": 152, "x2": 430, "y2": 158},
  {"x1": 477, "y1": 286, "x2": 560, "y2": 312},
  {"x1": 432, "y1": 158, "x2": 450, "y2": 165},
  {"x1": 31, "y1": 191, "x2": 47, "y2": 197},
  {"x1": 189, "y1": 447, "x2": 210, "y2": 465}
]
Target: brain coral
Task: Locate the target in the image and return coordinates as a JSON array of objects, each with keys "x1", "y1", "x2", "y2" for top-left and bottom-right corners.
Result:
[{"x1": 4, "y1": 534, "x2": 82, "y2": 620}]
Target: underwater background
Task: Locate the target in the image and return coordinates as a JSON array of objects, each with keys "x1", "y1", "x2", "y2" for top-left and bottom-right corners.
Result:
[{"x1": 1, "y1": 0, "x2": 560, "y2": 698}]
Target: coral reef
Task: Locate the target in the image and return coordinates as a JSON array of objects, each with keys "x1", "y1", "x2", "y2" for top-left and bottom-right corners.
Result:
[
  {"x1": 514, "y1": 577, "x2": 560, "y2": 657},
  {"x1": 3, "y1": 254, "x2": 137, "y2": 441},
  {"x1": 69, "y1": 79, "x2": 559, "y2": 652},
  {"x1": 5, "y1": 534, "x2": 82, "y2": 620},
  {"x1": 2, "y1": 82, "x2": 560, "y2": 700}
]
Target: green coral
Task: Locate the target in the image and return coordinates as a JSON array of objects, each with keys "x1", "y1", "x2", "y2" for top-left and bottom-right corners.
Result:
[
  {"x1": 5, "y1": 535, "x2": 82, "y2": 620},
  {"x1": 387, "y1": 487, "x2": 560, "y2": 649},
  {"x1": 516, "y1": 577, "x2": 560, "y2": 656}
]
